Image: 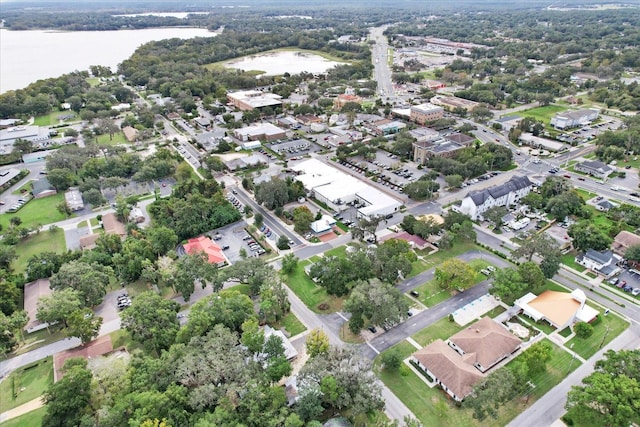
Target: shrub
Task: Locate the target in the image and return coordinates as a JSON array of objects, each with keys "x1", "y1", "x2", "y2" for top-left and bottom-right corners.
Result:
[{"x1": 574, "y1": 321, "x2": 594, "y2": 338}]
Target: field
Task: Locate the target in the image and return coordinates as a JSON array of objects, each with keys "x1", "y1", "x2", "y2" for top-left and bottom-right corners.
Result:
[
  {"x1": 0, "y1": 357, "x2": 53, "y2": 412},
  {"x1": 11, "y1": 230, "x2": 67, "y2": 274},
  {"x1": 514, "y1": 104, "x2": 567, "y2": 124},
  {"x1": 0, "y1": 193, "x2": 69, "y2": 230},
  {"x1": 283, "y1": 261, "x2": 343, "y2": 313},
  {"x1": 95, "y1": 132, "x2": 128, "y2": 145},
  {"x1": 376, "y1": 338, "x2": 582, "y2": 427},
  {"x1": 33, "y1": 111, "x2": 78, "y2": 126}
]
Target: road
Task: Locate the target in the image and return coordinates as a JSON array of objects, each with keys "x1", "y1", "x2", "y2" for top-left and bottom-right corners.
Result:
[{"x1": 369, "y1": 26, "x2": 395, "y2": 102}]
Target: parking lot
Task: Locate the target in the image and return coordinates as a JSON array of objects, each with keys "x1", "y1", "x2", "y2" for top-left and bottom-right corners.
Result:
[
  {"x1": 606, "y1": 267, "x2": 640, "y2": 298},
  {"x1": 204, "y1": 220, "x2": 267, "y2": 264}
]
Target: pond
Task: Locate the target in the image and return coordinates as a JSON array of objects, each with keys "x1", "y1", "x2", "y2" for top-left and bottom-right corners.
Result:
[{"x1": 225, "y1": 50, "x2": 344, "y2": 76}]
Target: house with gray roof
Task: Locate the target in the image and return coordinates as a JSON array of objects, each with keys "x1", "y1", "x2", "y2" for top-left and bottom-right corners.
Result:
[
  {"x1": 31, "y1": 177, "x2": 57, "y2": 198},
  {"x1": 458, "y1": 176, "x2": 533, "y2": 220},
  {"x1": 574, "y1": 160, "x2": 613, "y2": 179},
  {"x1": 550, "y1": 109, "x2": 599, "y2": 130},
  {"x1": 575, "y1": 249, "x2": 621, "y2": 278}
]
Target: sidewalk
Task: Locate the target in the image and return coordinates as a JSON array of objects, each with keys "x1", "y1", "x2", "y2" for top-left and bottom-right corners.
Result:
[{"x1": 0, "y1": 397, "x2": 43, "y2": 423}]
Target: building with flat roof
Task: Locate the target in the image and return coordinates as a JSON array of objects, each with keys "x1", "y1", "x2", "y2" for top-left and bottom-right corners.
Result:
[
  {"x1": 0, "y1": 125, "x2": 50, "y2": 153},
  {"x1": 519, "y1": 133, "x2": 565, "y2": 152},
  {"x1": 227, "y1": 90, "x2": 282, "y2": 111},
  {"x1": 410, "y1": 103, "x2": 444, "y2": 125},
  {"x1": 550, "y1": 109, "x2": 599, "y2": 130},
  {"x1": 430, "y1": 95, "x2": 479, "y2": 112},
  {"x1": 0, "y1": 168, "x2": 21, "y2": 189},
  {"x1": 234, "y1": 123, "x2": 286, "y2": 142},
  {"x1": 291, "y1": 158, "x2": 401, "y2": 219},
  {"x1": 64, "y1": 187, "x2": 84, "y2": 211}
]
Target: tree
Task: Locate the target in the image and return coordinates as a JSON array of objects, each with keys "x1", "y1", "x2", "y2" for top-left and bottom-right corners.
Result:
[
  {"x1": 147, "y1": 226, "x2": 179, "y2": 256},
  {"x1": 0, "y1": 246, "x2": 17, "y2": 270},
  {"x1": 521, "y1": 340, "x2": 552, "y2": 376},
  {"x1": 65, "y1": 308, "x2": 103, "y2": 345},
  {"x1": 381, "y1": 349, "x2": 402, "y2": 371},
  {"x1": 434, "y1": 259, "x2": 476, "y2": 291},
  {"x1": 175, "y1": 162, "x2": 193, "y2": 182},
  {"x1": 374, "y1": 238, "x2": 415, "y2": 283},
  {"x1": 566, "y1": 349, "x2": 640, "y2": 427},
  {"x1": 624, "y1": 244, "x2": 640, "y2": 263},
  {"x1": 82, "y1": 188, "x2": 106, "y2": 207},
  {"x1": 483, "y1": 206, "x2": 507, "y2": 229},
  {"x1": 262, "y1": 334, "x2": 292, "y2": 383},
  {"x1": 121, "y1": 292, "x2": 180, "y2": 355},
  {"x1": 292, "y1": 206, "x2": 314, "y2": 234},
  {"x1": 47, "y1": 168, "x2": 74, "y2": 191},
  {"x1": 56, "y1": 201, "x2": 72, "y2": 218},
  {"x1": 574, "y1": 321, "x2": 594, "y2": 339},
  {"x1": 37, "y1": 288, "x2": 83, "y2": 329},
  {"x1": 298, "y1": 347, "x2": 384, "y2": 417},
  {"x1": 255, "y1": 178, "x2": 289, "y2": 210},
  {"x1": 305, "y1": 328, "x2": 330, "y2": 358},
  {"x1": 517, "y1": 261, "x2": 545, "y2": 288},
  {"x1": 463, "y1": 367, "x2": 518, "y2": 420},
  {"x1": 254, "y1": 213, "x2": 264, "y2": 229},
  {"x1": 513, "y1": 233, "x2": 560, "y2": 263},
  {"x1": 241, "y1": 318, "x2": 265, "y2": 354},
  {"x1": 568, "y1": 222, "x2": 613, "y2": 252},
  {"x1": 50, "y1": 260, "x2": 112, "y2": 307},
  {"x1": 277, "y1": 234, "x2": 291, "y2": 250},
  {"x1": 489, "y1": 268, "x2": 527, "y2": 300},
  {"x1": 173, "y1": 252, "x2": 219, "y2": 301},
  {"x1": 444, "y1": 174, "x2": 463, "y2": 189},
  {"x1": 281, "y1": 253, "x2": 298, "y2": 274},
  {"x1": 42, "y1": 358, "x2": 93, "y2": 427},
  {"x1": 344, "y1": 279, "x2": 409, "y2": 332}
]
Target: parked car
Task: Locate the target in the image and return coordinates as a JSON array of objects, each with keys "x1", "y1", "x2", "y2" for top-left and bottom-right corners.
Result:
[
  {"x1": 623, "y1": 285, "x2": 633, "y2": 293},
  {"x1": 631, "y1": 288, "x2": 640, "y2": 296},
  {"x1": 617, "y1": 280, "x2": 627, "y2": 289},
  {"x1": 410, "y1": 291, "x2": 419, "y2": 297},
  {"x1": 608, "y1": 277, "x2": 620, "y2": 286},
  {"x1": 367, "y1": 326, "x2": 377, "y2": 333}
]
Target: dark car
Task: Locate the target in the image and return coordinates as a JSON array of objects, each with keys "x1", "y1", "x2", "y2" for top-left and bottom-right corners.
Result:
[
  {"x1": 410, "y1": 290, "x2": 419, "y2": 297},
  {"x1": 623, "y1": 285, "x2": 633, "y2": 292},
  {"x1": 221, "y1": 245, "x2": 230, "y2": 250},
  {"x1": 367, "y1": 326, "x2": 377, "y2": 333}
]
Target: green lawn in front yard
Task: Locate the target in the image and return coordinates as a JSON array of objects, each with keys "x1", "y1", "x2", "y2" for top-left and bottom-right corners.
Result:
[
  {"x1": 485, "y1": 305, "x2": 506, "y2": 319},
  {"x1": 11, "y1": 229, "x2": 67, "y2": 274},
  {"x1": 375, "y1": 337, "x2": 583, "y2": 427},
  {"x1": 517, "y1": 105, "x2": 567, "y2": 124},
  {"x1": 109, "y1": 329, "x2": 143, "y2": 353},
  {"x1": 0, "y1": 357, "x2": 53, "y2": 412},
  {"x1": 411, "y1": 317, "x2": 465, "y2": 347},
  {"x1": 567, "y1": 310, "x2": 629, "y2": 359},
  {"x1": 271, "y1": 312, "x2": 306, "y2": 337},
  {"x1": 561, "y1": 252, "x2": 586, "y2": 272},
  {"x1": 283, "y1": 261, "x2": 343, "y2": 313},
  {"x1": 323, "y1": 245, "x2": 348, "y2": 259},
  {"x1": 0, "y1": 406, "x2": 47, "y2": 427},
  {"x1": 414, "y1": 242, "x2": 484, "y2": 269},
  {"x1": 34, "y1": 111, "x2": 78, "y2": 126},
  {"x1": 0, "y1": 193, "x2": 69, "y2": 230}
]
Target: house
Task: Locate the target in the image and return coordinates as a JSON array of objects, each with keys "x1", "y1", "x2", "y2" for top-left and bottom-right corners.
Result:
[
  {"x1": 182, "y1": 235, "x2": 227, "y2": 267},
  {"x1": 102, "y1": 213, "x2": 127, "y2": 238},
  {"x1": 448, "y1": 317, "x2": 522, "y2": 373},
  {"x1": 550, "y1": 109, "x2": 599, "y2": 130},
  {"x1": 595, "y1": 199, "x2": 616, "y2": 212},
  {"x1": 31, "y1": 177, "x2": 57, "y2": 198},
  {"x1": 264, "y1": 325, "x2": 298, "y2": 360},
  {"x1": 23, "y1": 279, "x2": 54, "y2": 333},
  {"x1": 412, "y1": 339, "x2": 485, "y2": 402},
  {"x1": 515, "y1": 289, "x2": 599, "y2": 330},
  {"x1": 193, "y1": 117, "x2": 211, "y2": 129},
  {"x1": 333, "y1": 93, "x2": 362, "y2": 110},
  {"x1": 575, "y1": 249, "x2": 621, "y2": 277},
  {"x1": 64, "y1": 187, "x2": 84, "y2": 211},
  {"x1": 574, "y1": 160, "x2": 613, "y2": 179},
  {"x1": 311, "y1": 215, "x2": 337, "y2": 234},
  {"x1": 122, "y1": 126, "x2": 139, "y2": 143},
  {"x1": 458, "y1": 175, "x2": 533, "y2": 220},
  {"x1": 612, "y1": 230, "x2": 640, "y2": 256},
  {"x1": 296, "y1": 114, "x2": 322, "y2": 126},
  {"x1": 129, "y1": 207, "x2": 145, "y2": 224}
]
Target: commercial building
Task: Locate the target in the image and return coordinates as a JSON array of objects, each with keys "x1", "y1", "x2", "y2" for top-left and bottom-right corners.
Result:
[
  {"x1": 182, "y1": 236, "x2": 227, "y2": 267},
  {"x1": 550, "y1": 109, "x2": 599, "y2": 130},
  {"x1": 290, "y1": 158, "x2": 401, "y2": 219},
  {"x1": 0, "y1": 125, "x2": 51, "y2": 153},
  {"x1": 574, "y1": 160, "x2": 613, "y2": 179},
  {"x1": 430, "y1": 95, "x2": 479, "y2": 112},
  {"x1": 518, "y1": 133, "x2": 566, "y2": 152},
  {"x1": 412, "y1": 133, "x2": 473, "y2": 164},
  {"x1": 227, "y1": 90, "x2": 282, "y2": 111},
  {"x1": 458, "y1": 175, "x2": 533, "y2": 220},
  {"x1": 575, "y1": 249, "x2": 621, "y2": 277},
  {"x1": 233, "y1": 123, "x2": 286, "y2": 142},
  {"x1": 409, "y1": 103, "x2": 444, "y2": 125}
]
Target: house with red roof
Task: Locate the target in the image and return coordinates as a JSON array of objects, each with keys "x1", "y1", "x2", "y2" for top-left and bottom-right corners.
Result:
[{"x1": 183, "y1": 236, "x2": 227, "y2": 267}]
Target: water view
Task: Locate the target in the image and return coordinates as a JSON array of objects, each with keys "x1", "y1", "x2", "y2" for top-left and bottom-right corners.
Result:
[
  {"x1": 225, "y1": 50, "x2": 343, "y2": 76},
  {"x1": 0, "y1": 27, "x2": 214, "y2": 93}
]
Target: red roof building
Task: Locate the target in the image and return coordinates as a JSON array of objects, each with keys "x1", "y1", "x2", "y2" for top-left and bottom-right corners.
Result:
[{"x1": 183, "y1": 236, "x2": 227, "y2": 266}]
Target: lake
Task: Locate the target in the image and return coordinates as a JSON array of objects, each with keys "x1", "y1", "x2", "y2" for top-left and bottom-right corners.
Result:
[
  {"x1": 225, "y1": 51, "x2": 343, "y2": 77},
  {"x1": 0, "y1": 27, "x2": 215, "y2": 93}
]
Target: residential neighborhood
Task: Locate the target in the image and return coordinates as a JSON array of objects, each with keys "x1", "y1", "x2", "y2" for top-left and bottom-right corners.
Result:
[{"x1": 1, "y1": 3, "x2": 640, "y2": 427}]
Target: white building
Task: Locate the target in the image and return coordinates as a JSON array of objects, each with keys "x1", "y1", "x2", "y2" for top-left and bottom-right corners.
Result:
[
  {"x1": 291, "y1": 158, "x2": 401, "y2": 219},
  {"x1": 227, "y1": 90, "x2": 282, "y2": 111},
  {"x1": 64, "y1": 187, "x2": 84, "y2": 211},
  {"x1": 515, "y1": 289, "x2": 599, "y2": 330},
  {"x1": 458, "y1": 175, "x2": 533, "y2": 220},
  {"x1": 233, "y1": 123, "x2": 286, "y2": 142},
  {"x1": 575, "y1": 249, "x2": 621, "y2": 277},
  {"x1": 550, "y1": 109, "x2": 599, "y2": 130}
]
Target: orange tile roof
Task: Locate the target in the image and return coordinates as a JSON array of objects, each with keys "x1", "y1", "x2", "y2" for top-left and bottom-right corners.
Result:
[
  {"x1": 183, "y1": 236, "x2": 225, "y2": 264},
  {"x1": 528, "y1": 290, "x2": 580, "y2": 327}
]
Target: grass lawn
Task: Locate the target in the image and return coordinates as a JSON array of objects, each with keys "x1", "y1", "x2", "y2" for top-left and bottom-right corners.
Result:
[
  {"x1": 485, "y1": 305, "x2": 506, "y2": 319},
  {"x1": 284, "y1": 261, "x2": 343, "y2": 313},
  {"x1": 567, "y1": 310, "x2": 629, "y2": 359},
  {"x1": 110, "y1": 329, "x2": 143, "y2": 353},
  {"x1": 11, "y1": 230, "x2": 66, "y2": 274},
  {"x1": 0, "y1": 193, "x2": 69, "y2": 230},
  {"x1": 0, "y1": 406, "x2": 47, "y2": 427},
  {"x1": 34, "y1": 111, "x2": 77, "y2": 126},
  {"x1": 559, "y1": 327, "x2": 572, "y2": 338},
  {"x1": 376, "y1": 338, "x2": 582, "y2": 427},
  {"x1": 339, "y1": 323, "x2": 364, "y2": 344},
  {"x1": 574, "y1": 188, "x2": 597, "y2": 200},
  {"x1": 414, "y1": 242, "x2": 482, "y2": 270},
  {"x1": 10, "y1": 326, "x2": 67, "y2": 357},
  {"x1": 561, "y1": 252, "x2": 586, "y2": 272},
  {"x1": 323, "y1": 245, "x2": 348, "y2": 259},
  {"x1": 95, "y1": 132, "x2": 128, "y2": 146},
  {"x1": 517, "y1": 105, "x2": 566, "y2": 124},
  {"x1": 0, "y1": 357, "x2": 53, "y2": 412},
  {"x1": 271, "y1": 312, "x2": 306, "y2": 337},
  {"x1": 411, "y1": 317, "x2": 465, "y2": 347}
]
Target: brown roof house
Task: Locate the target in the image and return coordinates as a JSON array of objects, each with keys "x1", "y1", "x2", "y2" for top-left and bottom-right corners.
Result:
[
  {"x1": 23, "y1": 279, "x2": 54, "y2": 333},
  {"x1": 515, "y1": 289, "x2": 599, "y2": 330},
  {"x1": 412, "y1": 339, "x2": 484, "y2": 402},
  {"x1": 448, "y1": 317, "x2": 522, "y2": 373},
  {"x1": 411, "y1": 317, "x2": 521, "y2": 401},
  {"x1": 122, "y1": 126, "x2": 139, "y2": 143},
  {"x1": 79, "y1": 213, "x2": 127, "y2": 250},
  {"x1": 612, "y1": 230, "x2": 640, "y2": 256}
]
